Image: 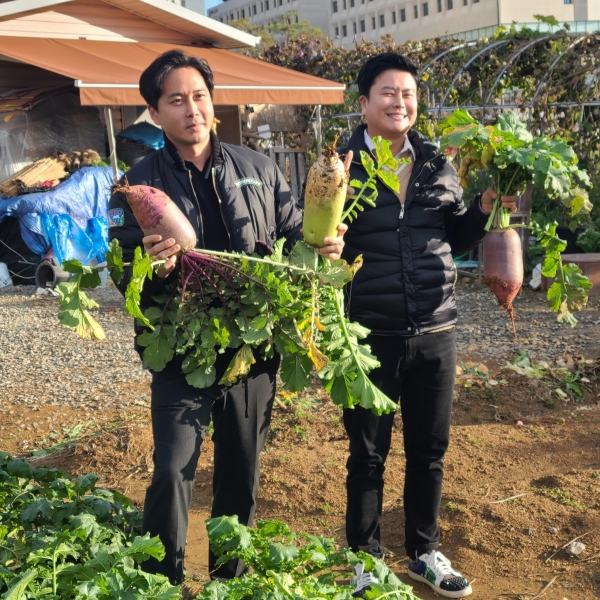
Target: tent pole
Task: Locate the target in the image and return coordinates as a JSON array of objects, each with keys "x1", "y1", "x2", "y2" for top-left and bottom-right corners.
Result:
[
  {"x1": 104, "y1": 106, "x2": 119, "y2": 182},
  {"x1": 316, "y1": 104, "x2": 322, "y2": 157}
]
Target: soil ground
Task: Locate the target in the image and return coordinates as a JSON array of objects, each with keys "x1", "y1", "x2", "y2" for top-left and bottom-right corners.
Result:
[{"x1": 2, "y1": 281, "x2": 600, "y2": 600}]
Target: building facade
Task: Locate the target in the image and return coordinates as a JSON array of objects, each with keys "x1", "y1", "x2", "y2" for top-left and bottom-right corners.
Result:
[
  {"x1": 329, "y1": 0, "x2": 600, "y2": 48},
  {"x1": 207, "y1": 0, "x2": 329, "y2": 38}
]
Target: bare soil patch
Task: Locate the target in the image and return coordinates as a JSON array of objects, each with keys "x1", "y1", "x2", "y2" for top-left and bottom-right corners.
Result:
[{"x1": 3, "y1": 282, "x2": 600, "y2": 599}]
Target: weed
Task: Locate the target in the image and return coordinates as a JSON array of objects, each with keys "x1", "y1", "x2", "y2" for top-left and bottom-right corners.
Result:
[
  {"x1": 445, "y1": 501, "x2": 463, "y2": 514},
  {"x1": 292, "y1": 424, "x2": 307, "y2": 440},
  {"x1": 467, "y1": 434, "x2": 483, "y2": 445},
  {"x1": 541, "y1": 487, "x2": 587, "y2": 511},
  {"x1": 530, "y1": 427, "x2": 547, "y2": 439},
  {"x1": 320, "y1": 503, "x2": 331, "y2": 514}
]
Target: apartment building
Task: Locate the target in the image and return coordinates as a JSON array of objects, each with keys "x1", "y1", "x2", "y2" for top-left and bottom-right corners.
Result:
[
  {"x1": 329, "y1": 0, "x2": 600, "y2": 48},
  {"x1": 207, "y1": 0, "x2": 329, "y2": 36}
]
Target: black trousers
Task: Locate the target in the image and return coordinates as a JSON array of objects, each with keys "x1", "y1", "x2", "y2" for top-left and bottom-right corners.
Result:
[
  {"x1": 343, "y1": 329, "x2": 456, "y2": 559},
  {"x1": 141, "y1": 353, "x2": 280, "y2": 584}
]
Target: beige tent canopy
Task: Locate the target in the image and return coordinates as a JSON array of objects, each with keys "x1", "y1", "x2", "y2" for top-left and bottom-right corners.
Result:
[{"x1": 0, "y1": 38, "x2": 345, "y2": 106}]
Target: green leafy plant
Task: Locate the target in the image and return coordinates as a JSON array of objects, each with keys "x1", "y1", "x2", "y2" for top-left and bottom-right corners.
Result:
[
  {"x1": 533, "y1": 222, "x2": 593, "y2": 326},
  {"x1": 0, "y1": 453, "x2": 179, "y2": 599},
  {"x1": 56, "y1": 139, "x2": 409, "y2": 416},
  {"x1": 343, "y1": 136, "x2": 408, "y2": 221},
  {"x1": 577, "y1": 223, "x2": 600, "y2": 252},
  {"x1": 196, "y1": 515, "x2": 420, "y2": 600},
  {"x1": 436, "y1": 109, "x2": 592, "y2": 231},
  {"x1": 437, "y1": 110, "x2": 593, "y2": 325}
]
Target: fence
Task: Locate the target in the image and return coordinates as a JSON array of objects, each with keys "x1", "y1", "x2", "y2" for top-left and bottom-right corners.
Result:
[{"x1": 267, "y1": 146, "x2": 308, "y2": 200}]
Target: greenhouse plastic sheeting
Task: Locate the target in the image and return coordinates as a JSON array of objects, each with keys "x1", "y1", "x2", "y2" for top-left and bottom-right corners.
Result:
[{"x1": 0, "y1": 166, "x2": 118, "y2": 264}]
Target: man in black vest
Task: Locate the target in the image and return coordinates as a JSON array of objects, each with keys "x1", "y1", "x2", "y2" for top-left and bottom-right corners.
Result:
[
  {"x1": 109, "y1": 50, "x2": 347, "y2": 585},
  {"x1": 340, "y1": 53, "x2": 516, "y2": 599}
]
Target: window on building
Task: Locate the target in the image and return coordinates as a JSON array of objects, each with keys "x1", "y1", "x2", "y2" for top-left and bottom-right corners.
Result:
[
  {"x1": 473, "y1": 0, "x2": 479, "y2": 2},
  {"x1": 230, "y1": 12, "x2": 233, "y2": 19},
  {"x1": 335, "y1": 26, "x2": 339, "y2": 36},
  {"x1": 220, "y1": 17, "x2": 223, "y2": 21},
  {"x1": 414, "y1": 5, "x2": 418, "y2": 18},
  {"x1": 360, "y1": 19, "x2": 365, "y2": 31},
  {"x1": 342, "y1": 24, "x2": 347, "y2": 36},
  {"x1": 236, "y1": 10, "x2": 239, "y2": 18},
  {"x1": 361, "y1": 0, "x2": 365, "y2": 4},
  {"x1": 437, "y1": 0, "x2": 441, "y2": 11},
  {"x1": 333, "y1": 0, "x2": 338, "y2": 11},
  {"x1": 343, "y1": 0, "x2": 347, "y2": 8},
  {"x1": 279, "y1": 0, "x2": 282, "y2": 6},
  {"x1": 353, "y1": 21, "x2": 357, "y2": 33},
  {"x1": 463, "y1": 0, "x2": 467, "y2": 4},
  {"x1": 295, "y1": 14, "x2": 298, "y2": 21},
  {"x1": 379, "y1": 14, "x2": 385, "y2": 26},
  {"x1": 260, "y1": 2, "x2": 263, "y2": 10},
  {"x1": 265, "y1": 1, "x2": 269, "y2": 10},
  {"x1": 351, "y1": 0, "x2": 355, "y2": 6},
  {"x1": 372, "y1": 16, "x2": 376, "y2": 28},
  {"x1": 564, "y1": 0, "x2": 573, "y2": 4},
  {"x1": 241, "y1": 9, "x2": 245, "y2": 17},
  {"x1": 392, "y1": 10, "x2": 396, "y2": 23},
  {"x1": 181, "y1": 0, "x2": 185, "y2": 7},
  {"x1": 447, "y1": 0, "x2": 453, "y2": 9},
  {"x1": 400, "y1": 8, "x2": 406, "y2": 21},
  {"x1": 423, "y1": 2, "x2": 428, "y2": 15}
]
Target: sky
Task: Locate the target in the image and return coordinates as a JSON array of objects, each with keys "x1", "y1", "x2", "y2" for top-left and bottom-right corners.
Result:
[{"x1": 204, "y1": 0, "x2": 221, "y2": 14}]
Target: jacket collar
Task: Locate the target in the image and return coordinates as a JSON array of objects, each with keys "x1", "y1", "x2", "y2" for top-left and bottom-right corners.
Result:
[
  {"x1": 162, "y1": 130, "x2": 224, "y2": 171},
  {"x1": 346, "y1": 123, "x2": 439, "y2": 165}
]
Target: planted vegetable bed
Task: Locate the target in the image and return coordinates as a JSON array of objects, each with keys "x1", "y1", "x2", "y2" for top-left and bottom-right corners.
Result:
[
  {"x1": 0, "y1": 453, "x2": 179, "y2": 599},
  {"x1": 0, "y1": 454, "x2": 420, "y2": 600}
]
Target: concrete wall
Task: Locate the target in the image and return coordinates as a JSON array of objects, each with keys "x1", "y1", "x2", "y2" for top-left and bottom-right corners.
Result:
[
  {"x1": 330, "y1": 0, "x2": 597, "y2": 48},
  {"x1": 330, "y1": 0, "x2": 498, "y2": 47},
  {"x1": 207, "y1": 0, "x2": 328, "y2": 34},
  {"x1": 500, "y1": 0, "x2": 575, "y2": 23}
]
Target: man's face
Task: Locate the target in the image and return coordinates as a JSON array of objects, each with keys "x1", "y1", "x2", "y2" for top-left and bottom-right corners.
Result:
[
  {"x1": 148, "y1": 66, "x2": 214, "y2": 148},
  {"x1": 359, "y1": 69, "x2": 418, "y2": 140}
]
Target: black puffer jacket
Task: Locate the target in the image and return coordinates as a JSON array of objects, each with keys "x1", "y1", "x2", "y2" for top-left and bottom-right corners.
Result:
[
  {"x1": 108, "y1": 133, "x2": 302, "y2": 323},
  {"x1": 341, "y1": 125, "x2": 488, "y2": 335}
]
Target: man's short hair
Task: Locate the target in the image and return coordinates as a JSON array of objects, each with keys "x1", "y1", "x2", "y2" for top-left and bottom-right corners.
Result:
[
  {"x1": 357, "y1": 52, "x2": 420, "y2": 98},
  {"x1": 139, "y1": 49, "x2": 215, "y2": 110}
]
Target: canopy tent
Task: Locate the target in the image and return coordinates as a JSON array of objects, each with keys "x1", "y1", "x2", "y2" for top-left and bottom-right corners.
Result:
[{"x1": 0, "y1": 38, "x2": 345, "y2": 106}]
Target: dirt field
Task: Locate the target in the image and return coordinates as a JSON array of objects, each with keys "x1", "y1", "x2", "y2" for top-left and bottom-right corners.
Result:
[{"x1": 2, "y1": 281, "x2": 600, "y2": 600}]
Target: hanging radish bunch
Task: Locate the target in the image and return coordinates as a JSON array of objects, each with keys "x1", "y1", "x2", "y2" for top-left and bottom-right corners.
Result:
[{"x1": 437, "y1": 109, "x2": 593, "y2": 331}]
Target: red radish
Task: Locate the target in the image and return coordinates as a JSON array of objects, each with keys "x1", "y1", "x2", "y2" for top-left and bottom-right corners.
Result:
[
  {"x1": 113, "y1": 181, "x2": 197, "y2": 252},
  {"x1": 483, "y1": 228, "x2": 523, "y2": 336}
]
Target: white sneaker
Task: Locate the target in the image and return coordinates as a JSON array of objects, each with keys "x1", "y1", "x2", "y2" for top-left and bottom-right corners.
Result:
[
  {"x1": 351, "y1": 563, "x2": 380, "y2": 598},
  {"x1": 407, "y1": 550, "x2": 472, "y2": 598}
]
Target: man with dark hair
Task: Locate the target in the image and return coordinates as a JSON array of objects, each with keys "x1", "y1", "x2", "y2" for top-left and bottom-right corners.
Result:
[
  {"x1": 340, "y1": 52, "x2": 516, "y2": 598},
  {"x1": 109, "y1": 49, "x2": 347, "y2": 585}
]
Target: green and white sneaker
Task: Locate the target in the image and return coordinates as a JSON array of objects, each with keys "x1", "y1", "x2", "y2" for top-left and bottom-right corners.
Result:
[{"x1": 407, "y1": 550, "x2": 472, "y2": 598}]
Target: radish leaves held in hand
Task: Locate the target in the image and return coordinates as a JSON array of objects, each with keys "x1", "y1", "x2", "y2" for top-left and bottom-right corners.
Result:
[
  {"x1": 343, "y1": 136, "x2": 408, "y2": 223},
  {"x1": 437, "y1": 109, "x2": 592, "y2": 328}
]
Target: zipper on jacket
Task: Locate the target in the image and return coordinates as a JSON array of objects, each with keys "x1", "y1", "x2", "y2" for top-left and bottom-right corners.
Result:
[
  {"x1": 399, "y1": 204, "x2": 405, "y2": 220},
  {"x1": 212, "y1": 167, "x2": 232, "y2": 251},
  {"x1": 187, "y1": 169, "x2": 205, "y2": 247}
]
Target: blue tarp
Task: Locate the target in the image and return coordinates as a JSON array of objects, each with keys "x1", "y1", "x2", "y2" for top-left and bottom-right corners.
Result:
[
  {"x1": 0, "y1": 166, "x2": 118, "y2": 265},
  {"x1": 117, "y1": 122, "x2": 164, "y2": 151}
]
